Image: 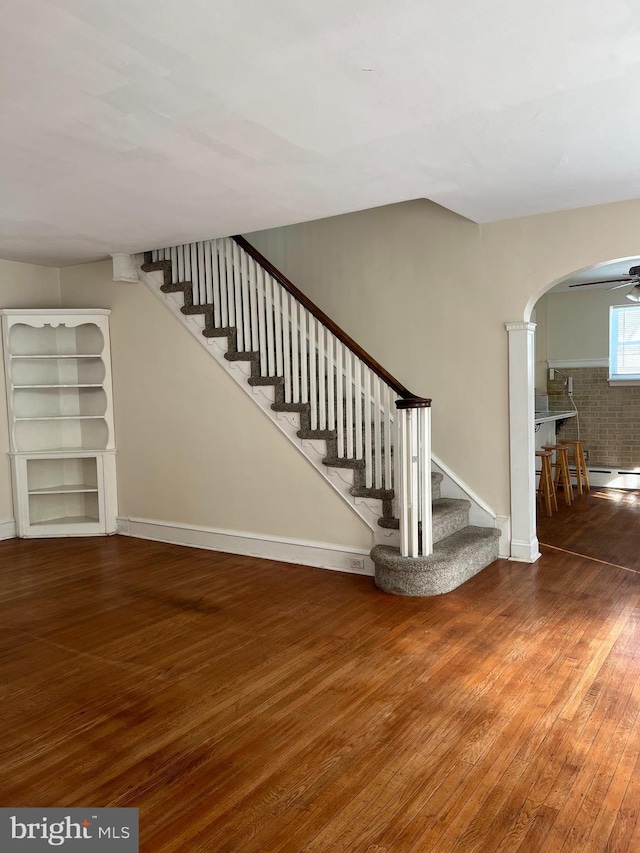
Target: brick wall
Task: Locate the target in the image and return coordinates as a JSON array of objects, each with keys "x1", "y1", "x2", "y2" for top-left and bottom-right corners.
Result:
[{"x1": 548, "y1": 368, "x2": 640, "y2": 468}]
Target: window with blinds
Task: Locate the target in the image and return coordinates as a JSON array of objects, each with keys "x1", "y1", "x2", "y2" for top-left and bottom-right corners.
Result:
[{"x1": 610, "y1": 304, "x2": 640, "y2": 381}]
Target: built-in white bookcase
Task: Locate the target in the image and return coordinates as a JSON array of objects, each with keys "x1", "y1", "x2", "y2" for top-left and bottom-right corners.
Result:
[{"x1": 1, "y1": 310, "x2": 117, "y2": 537}]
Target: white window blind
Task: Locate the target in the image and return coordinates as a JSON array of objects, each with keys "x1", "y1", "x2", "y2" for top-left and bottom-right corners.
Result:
[{"x1": 610, "y1": 305, "x2": 640, "y2": 380}]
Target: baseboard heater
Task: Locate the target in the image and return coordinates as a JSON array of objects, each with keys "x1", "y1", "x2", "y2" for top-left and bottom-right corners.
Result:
[{"x1": 570, "y1": 466, "x2": 640, "y2": 489}]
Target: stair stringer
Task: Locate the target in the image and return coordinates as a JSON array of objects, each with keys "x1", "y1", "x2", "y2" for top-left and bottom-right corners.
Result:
[{"x1": 137, "y1": 260, "x2": 399, "y2": 548}]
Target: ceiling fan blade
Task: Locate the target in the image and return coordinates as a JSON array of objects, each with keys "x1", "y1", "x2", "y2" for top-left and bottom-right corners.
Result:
[
  {"x1": 608, "y1": 281, "x2": 638, "y2": 290},
  {"x1": 569, "y1": 278, "x2": 632, "y2": 288}
]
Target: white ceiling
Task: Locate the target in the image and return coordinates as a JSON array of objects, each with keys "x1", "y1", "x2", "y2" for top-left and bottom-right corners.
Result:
[
  {"x1": 551, "y1": 257, "x2": 640, "y2": 292},
  {"x1": 4, "y1": 0, "x2": 640, "y2": 266}
]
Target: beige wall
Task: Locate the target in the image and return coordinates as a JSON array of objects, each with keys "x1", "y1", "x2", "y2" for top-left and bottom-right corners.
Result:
[
  {"x1": 545, "y1": 287, "x2": 626, "y2": 361},
  {"x1": 58, "y1": 260, "x2": 371, "y2": 548},
  {"x1": 532, "y1": 295, "x2": 548, "y2": 393},
  {"x1": 247, "y1": 197, "x2": 640, "y2": 516},
  {"x1": 0, "y1": 260, "x2": 61, "y2": 521},
  {"x1": 5, "y1": 193, "x2": 640, "y2": 539}
]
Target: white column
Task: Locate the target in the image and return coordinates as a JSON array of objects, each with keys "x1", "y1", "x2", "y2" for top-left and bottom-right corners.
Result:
[{"x1": 506, "y1": 322, "x2": 541, "y2": 563}]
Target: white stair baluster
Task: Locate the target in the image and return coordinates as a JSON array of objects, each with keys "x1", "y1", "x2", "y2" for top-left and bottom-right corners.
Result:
[
  {"x1": 384, "y1": 384, "x2": 392, "y2": 490},
  {"x1": 225, "y1": 240, "x2": 236, "y2": 333},
  {"x1": 374, "y1": 375, "x2": 382, "y2": 488},
  {"x1": 177, "y1": 244, "x2": 185, "y2": 285},
  {"x1": 170, "y1": 246, "x2": 178, "y2": 284},
  {"x1": 265, "y1": 275, "x2": 275, "y2": 376},
  {"x1": 345, "y1": 347, "x2": 354, "y2": 458},
  {"x1": 291, "y1": 296, "x2": 300, "y2": 404},
  {"x1": 327, "y1": 333, "x2": 335, "y2": 431},
  {"x1": 229, "y1": 240, "x2": 243, "y2": 351},
  {"x1": 256, "y1": 265, "x2": 267, "y2": 375},
  {"x1": 318, "y1": 324, "x2": 326, "y2": 431},
  {"x1": 300, "y1": 308, "x2": 308, "y2": 403},
  {"x1": 196, "y1": 242, "x2": 205, "y2": 306},
  {"x1": 232, "y1": 241, "x2": 243, "y2": 350},
  {"x1": 210, "y1": 240, "x2": 221, "y2": 328},
  {"x1": 336, "y1": 342, "x2": 344, "y2": 457},
  {"x1": 189, "y1": 243, "x2": 198, "y2": 305},
  {"x1": 219, "y1": 239, "x2": 229, "y2": 327},
  {"x1": 203, "y1": 242, "x2": 213, "y2": 308},
  {"x1": 184, "y1": 243, "x2": 193, "y2": 303},
  {"x1": 248, "y1": 257, "x2": 259, "y2": 351},
  {"x1": 309, "y1": 315, "x2": 317, "y2": 429},
  {"x1": 281, "y1": 287, "x2": 291, "y2": 403},
  {"x1": 355, "y1": 357, "x2": 362, "y2": 460},
  {"x1": 364, "y1": 368, "x2": 372, "y2": 488},
  {"x1": 240, "y1": 247, "x2": 251, "y2": 352},
  {"x1": 274, "y1": 282, "x2": 283, "y2": 379}
]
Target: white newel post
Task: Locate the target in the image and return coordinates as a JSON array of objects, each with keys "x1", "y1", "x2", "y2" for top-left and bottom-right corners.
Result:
[
  {"x1": 396, "y1": 398, "x2": 433, "y2": 558},
  {"x1": 506, "y1": 322, "x2": 541, "y2": 562}
]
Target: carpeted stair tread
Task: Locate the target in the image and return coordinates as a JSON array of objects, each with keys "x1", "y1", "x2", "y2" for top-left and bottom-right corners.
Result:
[
  {"x1": 298, "y1": 429, "x2": 337, "y2": 440},
  {"x1": 371, "y1": 526, "x2": 500, "y2": 596},
  {"x1": 322, "y1": 456, "x2": 366, "y2": 470},
  {"x1": 432, "y1": 497, "x2": 470, "y2": 541},
  {"x1": 350, "y1": 486, "x2": 394, "y2": 500},
  {"x1": 248, "y1": 376, "x2": 285, "y2": 387},
  {"x1": 271, "y1": 401, "x2": 311, "y2": 413},
  {"x1": 181, "y1": 304, "x2": 211, "y2": 316},
  {"x1": 203, "y1": 326, "x2": 235, "y2": 337},
  {"x1": 225, "y1": 350, "x2": 260, "y2": 363},
  {"x1": 377, "y1": 495, "x2": 468, "y2": 538}
]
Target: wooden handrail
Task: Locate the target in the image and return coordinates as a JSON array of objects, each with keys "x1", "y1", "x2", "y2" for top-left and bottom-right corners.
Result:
[
  {"x1": 232, "y1": 235, "x2": 421, "y2": 401},
  {"x1": 396, "y1": 397, "x2": 432, "y2": 409}
]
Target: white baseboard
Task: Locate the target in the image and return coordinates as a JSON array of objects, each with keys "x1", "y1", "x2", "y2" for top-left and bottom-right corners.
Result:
[
  {"x1": 510, "y1": 536, "x2": 541, "y2": 563},
  {"x1": 116, "y1": 516, "x2": 375, "y2": 576},
  {"x1": 0, "y1": 519, "x2": 16, "y2": 540}
]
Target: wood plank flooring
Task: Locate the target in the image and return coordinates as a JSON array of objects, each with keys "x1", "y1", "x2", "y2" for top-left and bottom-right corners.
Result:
[
  {"x1": 537, "y1": 486, "x2": 640, "y2": 571},
  {"x1": 1, "y1": 502, "x2": 640, "y2": 851}
]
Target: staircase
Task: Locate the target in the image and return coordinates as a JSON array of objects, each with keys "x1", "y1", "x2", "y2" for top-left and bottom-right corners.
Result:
[{"x1": 137, "y1": 236, "x2": 500, "y2": 595}]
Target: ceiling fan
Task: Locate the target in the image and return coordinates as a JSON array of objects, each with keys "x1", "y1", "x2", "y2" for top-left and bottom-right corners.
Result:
[{"x1": 569, "y1": 265, "x2": 640, "y2": 301}]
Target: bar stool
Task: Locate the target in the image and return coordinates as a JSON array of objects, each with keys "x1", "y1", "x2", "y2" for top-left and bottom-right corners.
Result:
[
  {"x1": 535, "y1": 450, "x2": 558, "y2": 517},
  {"x1": 542, "y1": 444, "x2": 574, "y2": 505},
  {"x1": 559, "y1": 440, "x2": 590, "y2": 495}
]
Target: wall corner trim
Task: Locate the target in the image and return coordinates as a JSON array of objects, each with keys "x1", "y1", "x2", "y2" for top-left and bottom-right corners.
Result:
[
  {"x1": 0, "y1": 519, "x2": 16, "y2": 540},
  {"x1": 111, "y1": 253, "x2": 140, "y2": 283},
  {"x1": 495, "y1": 515, "x2": 511, "y2": 559},
  {"x1": 116, "y1": 516, "x2": 375, "y2": 576}
]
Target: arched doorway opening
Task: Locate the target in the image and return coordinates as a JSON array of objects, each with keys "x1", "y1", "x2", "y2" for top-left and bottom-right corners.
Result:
[{"x1": 509, "y1": 256, "x2": 640, "y2": 562}]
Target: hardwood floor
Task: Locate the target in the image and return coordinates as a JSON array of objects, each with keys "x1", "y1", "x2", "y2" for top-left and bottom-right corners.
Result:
[
  {"x1": 1, "y1": 512, "x2": 640, "y2": 851},
  {"x1": 537, "y1": 486, "x2": 640, "y2": 572}
]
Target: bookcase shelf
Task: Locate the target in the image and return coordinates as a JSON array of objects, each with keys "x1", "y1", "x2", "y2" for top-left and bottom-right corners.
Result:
[{"x1": 1, "y1": 310, "x2": 117, "y2": 538}]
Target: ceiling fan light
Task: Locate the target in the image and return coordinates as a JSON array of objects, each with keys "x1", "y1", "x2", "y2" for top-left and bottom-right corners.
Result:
[{"x1": 627, "y1": 284, "x2": 640, "y2": 302}]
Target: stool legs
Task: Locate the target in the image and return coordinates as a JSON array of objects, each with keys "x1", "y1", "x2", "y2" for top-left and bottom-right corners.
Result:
[
  {"x1": 559, "y1": 440, "x2": 590, "y2": 494},
  {"x1": 536, "y1": 451, "x2": 558, "y2": 517},
  {"x1": 577, "y1": 442, "x2": 590, "y2": 492},
  {"x1": 542, "y1": 445, "x2": 574, "y2": 505}
]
